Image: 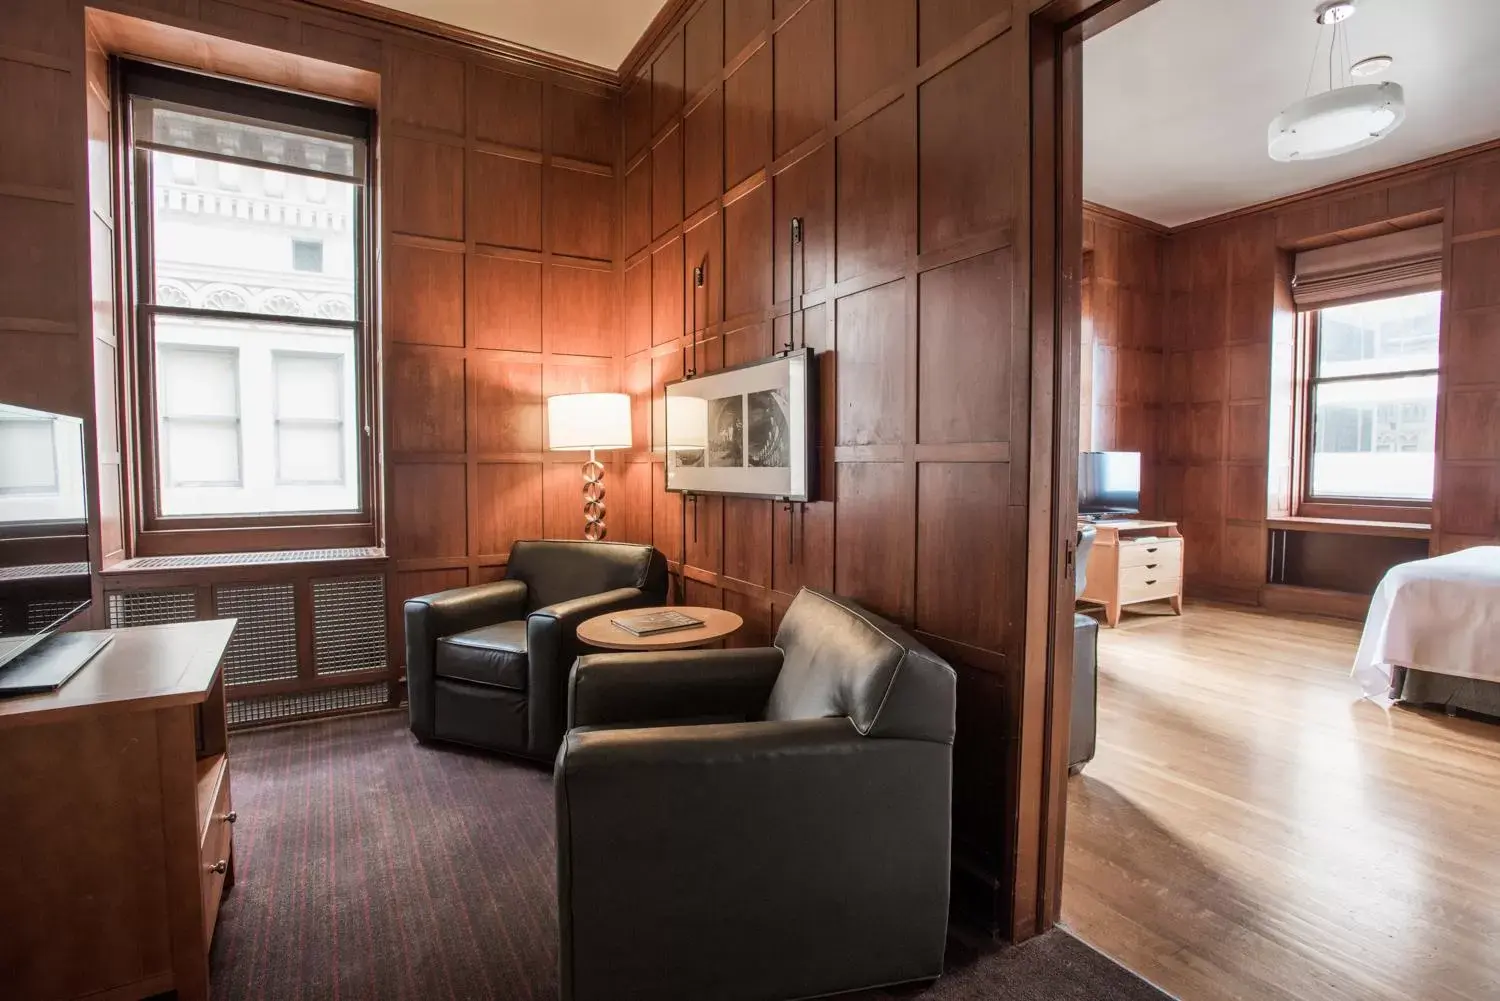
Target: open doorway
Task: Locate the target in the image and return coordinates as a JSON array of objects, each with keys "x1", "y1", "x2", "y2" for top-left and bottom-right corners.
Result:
[{"x1": 1036, "y1": 1, "x2": 1500, "y2": 999}]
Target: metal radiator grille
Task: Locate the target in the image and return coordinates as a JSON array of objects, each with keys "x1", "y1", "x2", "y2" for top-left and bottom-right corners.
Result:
[
  {"x1": 115, "y1": 548, "x2": 383, "y2": 571},
  {"x1": 26, "y1": 600, "x2": 83, "y2": 631},
  {"x1": 107, "y1": 589, "x2": 197, "y2": 628},
  {"x1": 213, "y1": 583, "x2": 298, "y2": 687},
  {"x1": 228, "y1": 681, "x2": 388, "y2": 727},
  {"x1": 312, "y1": 575, "x2": 387, "y2": 675}
]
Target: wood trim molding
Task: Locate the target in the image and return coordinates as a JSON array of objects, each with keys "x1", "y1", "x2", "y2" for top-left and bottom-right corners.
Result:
[
  {"x1": 1082, "y1": 199, "x2": 1170, "y2": 236},
  {"x1": 295, "y1": 0, "x2": 619, "y2": 85},
  {"x1": 617, "y1": 0, "x2": 697, "y2": 82},
  {"x1": 1172, "y1": 135, "x2": 1500, "y2": 234}
]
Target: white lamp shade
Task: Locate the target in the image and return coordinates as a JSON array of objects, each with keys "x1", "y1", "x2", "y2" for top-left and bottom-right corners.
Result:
[
  {"x1": 1268, "y1": 82, "x2": 1405, "y2": 162},
  {"x1": 546, "y1": 393, "x2": 632, "y2": 451},
  {"x1": 665, "y1": 394, "x2": 708, "y2": 449}
]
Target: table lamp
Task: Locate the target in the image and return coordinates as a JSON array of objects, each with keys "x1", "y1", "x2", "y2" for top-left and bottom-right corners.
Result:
[{"x1": 546, "y1": 392, "x2": 631, "y2": 540}]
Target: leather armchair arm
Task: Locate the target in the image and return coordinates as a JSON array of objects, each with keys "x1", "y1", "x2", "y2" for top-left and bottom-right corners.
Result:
[
  {"x1": 554, "y1": 719, "x2": 952, "y2": 1001},
  {"x1": 404, "y1": 579, "x2": 527, "y2": 741},
  {"x1": 526, "y1": 586, "x2": 652, "y2": 757},
  {"x1": 567, "y1": 647, "x2": 784, "y2": 730}
]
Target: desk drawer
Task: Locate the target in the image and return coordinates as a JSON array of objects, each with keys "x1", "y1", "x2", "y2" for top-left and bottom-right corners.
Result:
[
  {"x1": 1120, "y1": 565, "x2": 1179, "y2": 603},
  {"x1": 1119, "y1": 537, "x2": 1181, "y2": 571},
  {"x1": 199, "y1": 765, "x2": 233, "y2": 947}
]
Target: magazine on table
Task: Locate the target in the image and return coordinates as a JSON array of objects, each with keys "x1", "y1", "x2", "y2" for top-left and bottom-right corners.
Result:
[{"x1": 610, "y1": 609, "x2": 706, "y2": 636}]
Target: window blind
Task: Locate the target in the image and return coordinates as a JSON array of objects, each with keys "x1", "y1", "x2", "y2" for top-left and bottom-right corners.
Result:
[{"x1": 1292, "y1": 225, "x2": 1443, "y2": 308}]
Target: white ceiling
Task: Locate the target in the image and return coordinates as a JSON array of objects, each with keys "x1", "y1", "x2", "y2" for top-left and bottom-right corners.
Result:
[
  {"x1": 359, "y1": 0, "x2": 671, "y2": 69},
  {"x1": 1083, "y1": 0, "x2": 1500, "y2": 227}
]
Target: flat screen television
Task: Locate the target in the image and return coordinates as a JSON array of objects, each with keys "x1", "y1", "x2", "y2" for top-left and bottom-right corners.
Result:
[
  {"x1": 664, "y1": 349, "x2": 817, "y2": 501},
  {"x1": 1079, "y1": 451, "x2": 1141, "y2": 519},
  {"x1": 0, "y1": 402, "x2": 94, "y2": 675}
]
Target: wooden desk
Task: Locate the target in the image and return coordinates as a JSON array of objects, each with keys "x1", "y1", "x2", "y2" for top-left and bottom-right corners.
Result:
[
  {"x1": 1079, "y1": 520, "x2": 1184, "y2": 627},
  {"x1": 576, "y1": 606, "x2": 743, "y2": 651},
  {"x1": 0, "y1": 619, "x2": 237, "y2": 1001}
]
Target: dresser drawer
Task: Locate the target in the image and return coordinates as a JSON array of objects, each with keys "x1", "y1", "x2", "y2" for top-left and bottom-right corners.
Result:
[
  {"x1": 1119, "y1": 565, "x2": 1180, "y2": 603},
  {"x1": 1119, "y1": 537, "x2": 1181, "y2": 571},
  {"x1": 198, "y1": 762, "x2": 234, "y2": 947}
]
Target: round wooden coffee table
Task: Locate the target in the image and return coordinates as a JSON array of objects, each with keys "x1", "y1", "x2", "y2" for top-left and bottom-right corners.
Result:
[{"x1": 576, "y1": 606, "x2": 743, "y2": 651}]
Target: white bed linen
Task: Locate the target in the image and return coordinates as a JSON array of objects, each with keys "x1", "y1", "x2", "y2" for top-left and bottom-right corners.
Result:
[{"x1": 1353, "y1": 546, "x2": 1500, "y2": 697}]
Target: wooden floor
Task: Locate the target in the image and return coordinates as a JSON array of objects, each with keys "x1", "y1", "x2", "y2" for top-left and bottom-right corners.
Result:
[{"x1": 1061, "y1": 602, "x2": 1500, "y2": 1001}]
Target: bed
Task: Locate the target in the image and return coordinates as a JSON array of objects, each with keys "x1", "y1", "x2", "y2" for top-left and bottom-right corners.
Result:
[{"x1": 1353, "y1": 546, "x2": 1500, "y2": 717}]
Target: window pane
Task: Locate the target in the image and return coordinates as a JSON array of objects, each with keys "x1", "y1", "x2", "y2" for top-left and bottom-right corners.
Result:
[
  {"x1": 153, "y1": 314, "x2": 358, "y2": 517},
  {"x1": 164, "y1": 421, "x2": 241, "y2": 486},
  {"x1": 0, "y1": 417, "x2": 58, "y2": 495},
  {"x1": 149, "y1": 150, "x2": 357, "y2": 320},
  {"x1": 277, "y1": 426, "x2": 343, "y2": 484},
  {"x1": 1310, "y1": 375, "x2": 1436, "y2": 501},
  {"x1": 159, "y1": 345, "x2": 239, "y2": 418},
  {"x1": 274, "y1": 353, "x2": 342, "y2": 420},
  {"x1": 1316, "y1": 291, "x2": 1441, "y2": 378}
]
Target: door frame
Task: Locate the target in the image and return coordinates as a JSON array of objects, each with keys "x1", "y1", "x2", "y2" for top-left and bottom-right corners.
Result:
[{"x1": 1021, "y1": 0, "x2": 1162, "y2": 937}]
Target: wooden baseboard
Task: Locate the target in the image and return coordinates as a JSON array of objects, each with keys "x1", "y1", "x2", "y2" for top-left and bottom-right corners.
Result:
[
  {"x1": 1184, "y1": 579, "x2": 1262, "y2": 606},
  {"x1": 1259, "y1": 584, "x2": 1370, "y2": 621}
]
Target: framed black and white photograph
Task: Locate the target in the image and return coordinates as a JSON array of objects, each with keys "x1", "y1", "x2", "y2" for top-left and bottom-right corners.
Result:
[{"x1": 664, "y1": 348, "x2": 815, "y2": 500}]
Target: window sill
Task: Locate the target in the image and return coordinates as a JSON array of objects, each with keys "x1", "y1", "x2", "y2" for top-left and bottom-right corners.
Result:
[{"x1": 1267, "y1": 516, "x2": 1431, "y2": 540}]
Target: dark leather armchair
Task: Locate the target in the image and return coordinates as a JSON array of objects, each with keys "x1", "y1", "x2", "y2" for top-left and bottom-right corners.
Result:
[
  {"x1": 405, "y1": 540, "x2": 667, "y2": 760},
  {"x1": 1072, "y1": 524, "x2": 1099, "y2": 771},
  {"x1": 555, "y1": 588, "x2": 956, "y2": 1001}
]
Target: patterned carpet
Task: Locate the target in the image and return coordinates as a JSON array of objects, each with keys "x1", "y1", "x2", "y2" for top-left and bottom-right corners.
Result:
[{"x1": 210, "y1": 711, "x2": 1172, "y2": 1001}]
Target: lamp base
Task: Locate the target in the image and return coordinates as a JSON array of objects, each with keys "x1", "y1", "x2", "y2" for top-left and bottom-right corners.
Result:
[{"x1": 582, "y1": 449, "x2": 606, "y2": 541}]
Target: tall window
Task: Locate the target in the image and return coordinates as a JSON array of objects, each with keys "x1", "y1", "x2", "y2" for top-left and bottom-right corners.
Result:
[
  {"x1": 1306, "y1": 291, "x2": 1440, "y2": 504},
  {"x1": 124, "y1": 62, "x2": 372, "y2": 546}
]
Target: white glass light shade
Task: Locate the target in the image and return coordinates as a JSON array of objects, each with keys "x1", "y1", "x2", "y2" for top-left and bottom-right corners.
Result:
[
  {"x1": 1268, "y1": 82, "x2": 1405, "y2": 162},
  {"x1": 546, "y1": 393, "x2": 631, "y2": 451},
  {"x1": 664, "y1": 395, "x2": 708, "y2": 449}
]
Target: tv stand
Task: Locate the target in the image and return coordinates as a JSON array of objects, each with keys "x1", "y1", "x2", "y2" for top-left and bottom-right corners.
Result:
[{"x1": 1079, "y1": 519, "x2": 1183, "y2": 627}]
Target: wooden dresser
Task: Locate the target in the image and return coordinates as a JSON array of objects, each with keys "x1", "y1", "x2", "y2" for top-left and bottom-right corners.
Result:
[
  {"x1": 0, "y1": 619, "x2": 237, "y2": 1001},
  {"x1": 1079, "y1": 520, "x2": 1184, "y2": 627}
]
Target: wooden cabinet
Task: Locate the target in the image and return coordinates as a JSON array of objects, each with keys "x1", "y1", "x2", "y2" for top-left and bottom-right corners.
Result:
[
  {"x1": 0, "y1": 619, "x2": 237, "y2": 1001},
  {"x1": 1079, "y1": 520, "x2": 1184, "y2": 627}
]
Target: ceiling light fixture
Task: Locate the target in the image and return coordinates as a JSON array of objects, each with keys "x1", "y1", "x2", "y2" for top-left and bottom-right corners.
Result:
[
  {"x1": 1315, "y1": 2, "x2": 1356, "y2": 25},
  {"x1": 1351, "y1": 54, "x2": 1394, "y2": 77},
  {"x1": 1268, "y1": 3, "x2": 1406, "y2": 162}
]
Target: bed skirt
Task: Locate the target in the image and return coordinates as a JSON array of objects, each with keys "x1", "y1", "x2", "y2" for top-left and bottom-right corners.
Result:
[{"x1": 1390, "y1": 667, "x2": 1500, "y2": 719}]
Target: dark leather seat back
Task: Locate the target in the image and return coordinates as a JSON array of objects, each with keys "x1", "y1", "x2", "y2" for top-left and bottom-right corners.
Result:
[
  {"x1": 764, "y1": 589, "x2": 955, "y2": 743},
  {"x1": 505, "y1": 540, "x2": 666, "y2": 612},
  {"x1": 1076, "y1": 523, "x2": 1097, "y2": 598}
]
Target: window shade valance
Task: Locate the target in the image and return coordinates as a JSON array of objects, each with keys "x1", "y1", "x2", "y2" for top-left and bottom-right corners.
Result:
[{"x1": 1292, "y1": 224, "x2": 1443, "y2": 308}]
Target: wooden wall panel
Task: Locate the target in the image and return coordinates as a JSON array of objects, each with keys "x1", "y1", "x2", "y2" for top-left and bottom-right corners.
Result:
[
  {"x1": 470, "y1": 151, "x2": 542, "y2": 250},
  {"x1": 467, "y1": 254, "x2": 542, "y2": 352},
  {"x1": 472, "y1": 67, "x2": 543, "y2": 149},
  {"x1": 835, "y1": 97, "x2": 914, "y2": 281},
  {"x1": 618, "y1": 0, "x2": 1031, "y2": 937},
  {"x1": 388, "y1": 245, "x2": 464, "y2": 346},
  {"x1": 1081, "y1": 209, "x2": 1165, "y2": 517}
]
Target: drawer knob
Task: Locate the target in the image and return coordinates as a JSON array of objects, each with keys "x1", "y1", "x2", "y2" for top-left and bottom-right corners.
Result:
[
  {"x1": 1145, "y1": 563, "x2": 1158, "y2": 570},
  {"x1": 1145, "y1": 547, "x2": 1158, "y2": 553},
  {"x1": 1144, "y1": 579, "x2": 1157, "y2": 586},
  {"x1": 223, "y1": 811, "x2": 238, "y2": 824},
  {"x1": 208, "y1": 859, "x2": 228, "y2": 874}
]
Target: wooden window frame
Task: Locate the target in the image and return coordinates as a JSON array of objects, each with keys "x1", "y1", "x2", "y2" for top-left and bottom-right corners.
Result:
[
  {"x1": 1293, "y1": 304, "x2": 1436, "y2": 525},
  {"x1": 117, "y1": 60, "x2": 380, "y2": 557}
]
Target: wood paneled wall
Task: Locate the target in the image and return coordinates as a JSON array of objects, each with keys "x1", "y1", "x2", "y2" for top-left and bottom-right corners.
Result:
[
  {"x1": 614, "y1": 0, "x2": 1032, "y2": 928},
  {"x1": 1152, "y1": 144, "x2": 1500, "y2": 598},
  {"x1": 1081, "y1": 207, "x2": 1165, "y2": 514},
  {"x1": 0, "y1": 0, "x2": 624, "y2": 658},
  {"x1": 377, "y1": 37, "x2": 620, "y2": 659}
]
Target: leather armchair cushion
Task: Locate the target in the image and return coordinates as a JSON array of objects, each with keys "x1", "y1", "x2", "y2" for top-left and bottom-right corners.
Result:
[
  {"x1": 507, "y1": 540, "x2": 666, "y2": 612},
  {"x1": 765, "y1": 588, "x2": 956, "y2": 744},
  {"x1": 436, "y1": 620, "x2": 528, "y2": 691}
]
